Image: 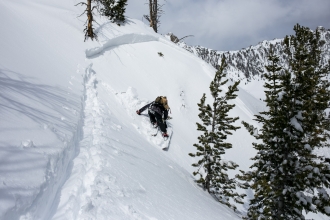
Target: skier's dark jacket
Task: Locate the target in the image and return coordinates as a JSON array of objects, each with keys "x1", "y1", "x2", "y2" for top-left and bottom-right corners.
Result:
[{"x1": 139, "y1": 101, "x2": 169, "y2": 119}]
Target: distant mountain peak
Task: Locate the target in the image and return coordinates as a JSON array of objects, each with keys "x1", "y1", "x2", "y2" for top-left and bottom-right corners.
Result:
[{"x1": 165, "y1": 28, "x2": 330, "y2": 79}]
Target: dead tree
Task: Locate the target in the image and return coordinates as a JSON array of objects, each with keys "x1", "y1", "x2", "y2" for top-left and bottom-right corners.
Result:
[
  {"x1": 143, "y1": 0, "x2": 165, "y2": 33},
  {"x1": 76, "y1": 0, "x2": 98, "y2": 41}
]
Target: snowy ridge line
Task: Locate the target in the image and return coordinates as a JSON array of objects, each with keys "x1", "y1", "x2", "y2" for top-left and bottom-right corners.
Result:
[
  {"x1": 86, "y1": 33, "x2": 160, "y2": 58},
  {"x1": 175, "y1": 27, "x2": 330, "y2": 80}
]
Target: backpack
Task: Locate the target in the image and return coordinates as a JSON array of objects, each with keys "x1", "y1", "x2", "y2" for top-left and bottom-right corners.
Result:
[{"x1": 155, "y1": 96, "x2": 170, "y2": 110}]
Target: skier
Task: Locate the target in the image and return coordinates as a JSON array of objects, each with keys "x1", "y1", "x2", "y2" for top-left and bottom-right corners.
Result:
[{"x1": 136, "y1": 96, "x2": 170, "y2": 138}]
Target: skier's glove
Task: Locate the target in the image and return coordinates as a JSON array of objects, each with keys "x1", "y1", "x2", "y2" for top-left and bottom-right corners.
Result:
[{"x1": 136, "y1": 110, "x2": 141, "y2": 115}]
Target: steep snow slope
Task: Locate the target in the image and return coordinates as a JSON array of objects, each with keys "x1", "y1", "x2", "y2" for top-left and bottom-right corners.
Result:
[
  {"x1": 52, "y1": 20, "x2": 261, "y2": 219},
  {"x1": 0, "y1": 0, "x2": 256, "y2": 219}
]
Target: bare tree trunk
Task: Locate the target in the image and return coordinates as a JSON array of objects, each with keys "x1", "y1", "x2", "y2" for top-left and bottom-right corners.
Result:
[
  {"x1": 149, "y1": 0, "x2": 153, "y2": 29},
  {"x1": 86, "y1": 0, "x2": 95, "y2": 41},
  {"x1": 205, "y1": 172, "x2": 211, "y2": 193},
  {"x1": 153, "y1": 0, "x2": 157, "y2": 33},
  {"x1": 146, "y1": 0, "x2": 158, "y2": 33},
  {"x1": 76, "y1": 0, "x2": 97, "y2": 41}
]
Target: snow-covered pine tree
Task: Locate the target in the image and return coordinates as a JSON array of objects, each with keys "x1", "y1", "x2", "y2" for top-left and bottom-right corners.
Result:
[
  {"x1": 238, "y1": 45, "x2": 287, "y2": 219},
  {"x1": 239, "y1": 24, "x2": 330, "y2": 219},
  {"x1": 281, "y1": 24, "x2": 330, "y2": 218},
  {"x1": 98, "y1": 0, "x2": 127, "y2": 25},
  {"x1": 189, "y1": 57, "x2": 245, "y2": 211}
]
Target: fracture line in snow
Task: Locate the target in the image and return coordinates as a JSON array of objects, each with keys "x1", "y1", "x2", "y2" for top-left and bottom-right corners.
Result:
[
  {"x1": 85, "y1": 32, "x2": 200, "y2": 64},
  {"x1": 86, "y1": 33, "x2": 160, "y2": 58}
]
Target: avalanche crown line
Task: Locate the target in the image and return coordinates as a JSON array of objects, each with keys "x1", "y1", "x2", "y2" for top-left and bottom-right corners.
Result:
[{"x1": 86, "y1": 33, "x2": 160, "y2": 58}]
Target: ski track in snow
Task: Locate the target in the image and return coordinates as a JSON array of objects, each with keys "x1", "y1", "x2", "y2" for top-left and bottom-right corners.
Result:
[
  {"x1": 53, "y1": 64, "x2": 171, "y2": 220},
  {"x1": 53, "y1": 64, "x2": 135, "y2": 219}
]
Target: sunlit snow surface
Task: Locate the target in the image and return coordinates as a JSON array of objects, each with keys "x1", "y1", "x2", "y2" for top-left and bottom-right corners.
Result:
[{"x1": 0, "y1": 0, "x2": 329, "y2": 219}]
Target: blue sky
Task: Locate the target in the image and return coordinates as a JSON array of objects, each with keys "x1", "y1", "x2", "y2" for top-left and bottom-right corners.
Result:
[{"x1": 126, "y1": 0, "x2": 330, "y2": 51}]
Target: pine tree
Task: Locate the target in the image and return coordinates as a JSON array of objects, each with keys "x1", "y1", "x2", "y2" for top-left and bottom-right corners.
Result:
[
  {"x1": 238, "y1": 45, "x2": 287, "y2": 219},
  {"x1": 189, "y1": 57, "x2": 245, "y2": 211},
  {"x1": 239, "y1": 24, "x2": 330, "y2": 219},
  {"x1": 282, "y1": 24, "x2": 330, "y2": 218},
  {"x1": 99, "y1": 0, "x2": 127, "y2": 25}
]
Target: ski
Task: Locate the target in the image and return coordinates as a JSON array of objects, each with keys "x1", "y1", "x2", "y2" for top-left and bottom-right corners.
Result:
[
  {"x1": 138, "y1": 112, "x2": 173, "y2": 150},
  {"x1": 162, "y1": 127, "x2": 173, "y2": 151}
]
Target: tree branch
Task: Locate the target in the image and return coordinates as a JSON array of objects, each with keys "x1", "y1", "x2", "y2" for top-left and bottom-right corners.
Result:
[
  {"x1": 143, "y1": 15, "x2": 150, "y2": 22},
  {"x1": 75, "y1": 2, "x2": 87, "y2": 6},
  {"x1": 179, "y1": 35, "x2": 194, "y2": 41},
  {"x1": 77, "y1": 9, "x2": 88, "y2": 18}
]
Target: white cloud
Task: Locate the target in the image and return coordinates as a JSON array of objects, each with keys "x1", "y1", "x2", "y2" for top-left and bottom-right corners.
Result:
[{"x1": 126, "y1": 0, "x2": 330, "y2": 51}]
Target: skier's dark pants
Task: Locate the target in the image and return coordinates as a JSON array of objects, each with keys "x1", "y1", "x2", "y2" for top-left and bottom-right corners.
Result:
[{"x1": 148, "y1": 111, "x2": 167, "y2": 132}]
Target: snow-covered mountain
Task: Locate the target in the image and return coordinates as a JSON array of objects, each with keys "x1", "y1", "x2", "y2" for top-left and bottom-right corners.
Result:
[
  {"x1": 166, "y1": 27, "x2": 330, "y2": 79},
  {"x1": 0, "y1": 1, "x2": 329, "y2": 220}
]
